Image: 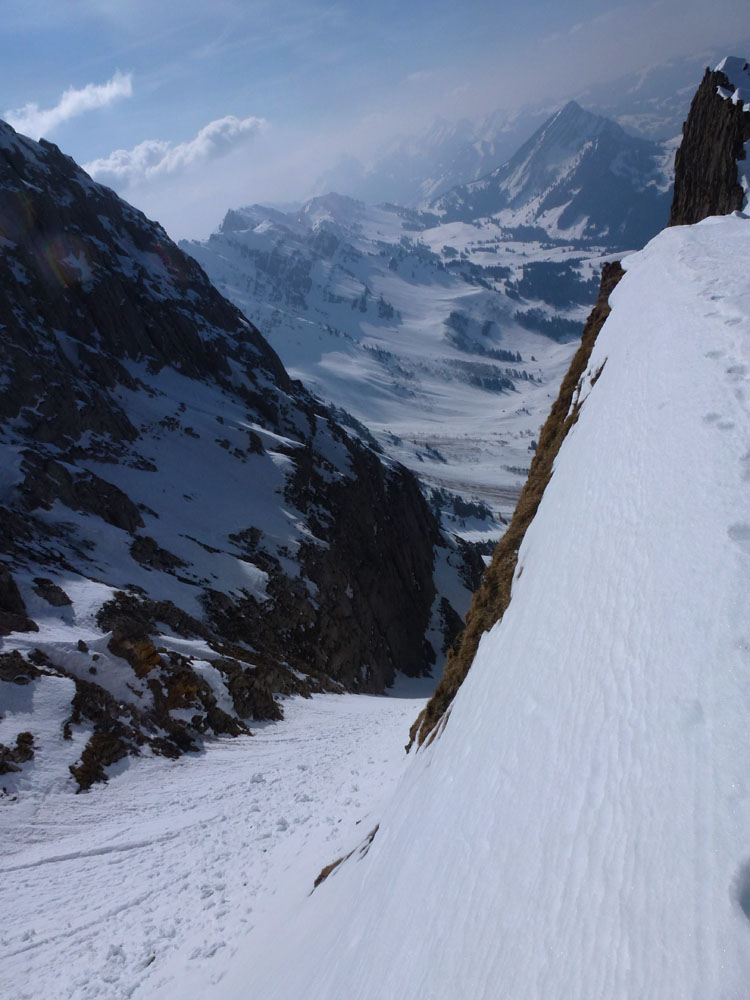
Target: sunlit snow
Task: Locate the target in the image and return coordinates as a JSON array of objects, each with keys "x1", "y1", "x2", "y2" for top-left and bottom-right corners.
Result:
[{"x1": 210, "y1": 213, "x2": 750, "y2": 999}]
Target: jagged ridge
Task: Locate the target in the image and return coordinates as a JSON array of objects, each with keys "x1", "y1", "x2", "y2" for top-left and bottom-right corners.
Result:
[
  {"x1": 0, "y1": 120, "x2": 452, "y2": 789},
  {"x1": 669, "y1": 61, "x2": 750, "y2": 225}
]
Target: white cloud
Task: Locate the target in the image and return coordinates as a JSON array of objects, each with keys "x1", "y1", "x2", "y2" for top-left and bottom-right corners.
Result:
[
  {"x1": 84, "y1": 114, "x2": 268, "y2": 187},
  {"x1": 405, "y1": 70, "x2": 436, "y2": 84},
  {"x1": 5, "y1": 71, "x2": 133, "y2": 139}
]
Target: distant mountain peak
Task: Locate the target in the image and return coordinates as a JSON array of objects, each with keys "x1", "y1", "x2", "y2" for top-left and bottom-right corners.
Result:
[{"x1": 432, "y1": 102, "x2": 673, "y2": 249}]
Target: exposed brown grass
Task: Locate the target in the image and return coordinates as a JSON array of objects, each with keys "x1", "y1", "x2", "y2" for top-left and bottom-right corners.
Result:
[
  {"x1": 408, "y1": 261, "x2": 624, "y2": 750},
  {"x1": 313, "y1": 825, "x2": 380, "y2": 890},
  {"x1": 313, "y1": 855, "x2": 346, "y2": 889}
]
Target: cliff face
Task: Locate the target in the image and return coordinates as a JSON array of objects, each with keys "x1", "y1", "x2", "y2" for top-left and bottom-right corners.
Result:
[
  {"x1": 0, "y1": 121, "x2": 453, "y2": 788},
  {"x1": 669, "y1": 63, "x2": 750, "y2": 225}
]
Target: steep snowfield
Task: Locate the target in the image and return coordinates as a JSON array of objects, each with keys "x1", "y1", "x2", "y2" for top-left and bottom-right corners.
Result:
[{"x1": 212, "y1": 213, "x2": 750, "y2": 998}]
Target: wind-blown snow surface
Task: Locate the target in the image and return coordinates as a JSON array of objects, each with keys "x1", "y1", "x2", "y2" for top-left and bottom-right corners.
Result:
[{"x1": 213, "y1": 213, "x2": 750, "y2": 999}]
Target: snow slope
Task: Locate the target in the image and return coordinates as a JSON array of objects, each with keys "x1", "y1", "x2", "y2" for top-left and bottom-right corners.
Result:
[
  {"x1": 0, "y1": 680, "x2": 432, "y2": 999},
  {"x1": 212, "y1": 213, "x2": 750, "y2": 999}
]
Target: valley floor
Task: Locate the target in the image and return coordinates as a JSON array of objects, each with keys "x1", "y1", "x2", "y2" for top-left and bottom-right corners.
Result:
[{"x1": 0, "y1": 678, "x2": 431, "y2": 1000}]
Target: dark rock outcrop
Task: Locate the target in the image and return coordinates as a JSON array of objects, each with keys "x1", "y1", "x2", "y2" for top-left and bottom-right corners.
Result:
[
  {"x1": 130, "y1": 536, "x2": 186, "y2": 572},
  {"x1": 670, "y1": 64, "x2": 750, "y2": 225},
  {"x1": 0, "y1": 567, "x2": 38, "y2": 635},
  {"x1": 0, "y1": 649, "x2": 40, "y2": 683},
  {"x1": 20, "y1": 454, "x2": 144, "y2": 532},
  {"x1": 0, "y1": 732, "x2": 35, "y2": 775},
  {"x1": 32, "y1": 577, "x2": 72, "y2": 606}
]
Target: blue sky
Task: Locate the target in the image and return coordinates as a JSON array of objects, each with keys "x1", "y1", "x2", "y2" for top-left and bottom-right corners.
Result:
[{"x1": 2, "y1": 0, "x2": 746, "y2": 239}]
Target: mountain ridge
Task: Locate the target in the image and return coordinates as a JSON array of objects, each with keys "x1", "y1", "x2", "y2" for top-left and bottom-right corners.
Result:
[
  {"x1": 432, "y1": 100, "x2": 674, "y2": 248},
  {"x1": 0, "y1": 119, "x2": 470, "y2": 791}
]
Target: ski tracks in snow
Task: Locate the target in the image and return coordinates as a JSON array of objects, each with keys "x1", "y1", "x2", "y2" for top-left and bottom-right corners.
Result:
[{"x1": 0, "y1": 687, "x2": 427, "y2": 1000}]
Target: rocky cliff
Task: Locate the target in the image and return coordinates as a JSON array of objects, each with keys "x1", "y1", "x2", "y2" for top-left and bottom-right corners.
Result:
[
  {"x1": 669, "y1": 58, "x2": 750, "y2": 225},
  {"x1": 0, "y1": 121, "x2": 459, "y2": 790}
]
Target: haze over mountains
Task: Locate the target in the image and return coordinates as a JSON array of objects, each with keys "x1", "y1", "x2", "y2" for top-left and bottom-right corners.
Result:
[
  {"x1": 184, "y1": 98, "x2": 673, "y2": 530},
  {"x1": 313, "y1": 39, "x2": 749, "y2": 209},
  {"x1": 2, "y1": 38, "x2": 750, "y2": 1000}
]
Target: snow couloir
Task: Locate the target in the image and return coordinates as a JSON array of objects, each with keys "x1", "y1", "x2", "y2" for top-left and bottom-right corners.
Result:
[{"x1": 212, "y1": 212, "x2": 750, "y2": 998}]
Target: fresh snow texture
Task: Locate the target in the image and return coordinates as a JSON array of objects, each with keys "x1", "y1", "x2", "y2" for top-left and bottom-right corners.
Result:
[
  {"x1": 213, "y1": 213, "x2": 750, "y2": 999},
  {"x1": 0, "y1": 681, "x2": 432, "y2": 999}
]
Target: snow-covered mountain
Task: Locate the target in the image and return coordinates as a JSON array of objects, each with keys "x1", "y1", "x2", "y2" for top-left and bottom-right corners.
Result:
[
  {"x1": 0, "y1": 121, "x2": 477, "y2": 792},
  {"x1": 315, "y1": 107, "x2": 553, "y2": 207},
  {"x1": 314, "y1": 42, "x2": 750, "y2": 211},
  {"x1": 200, "y1": 60, "x2": 750, "y2": 988},
  {"x1": 434, "y1": 100, "x2": 675, "y2": 247},
  {"x1": 182, "y1": 192, "x2": 611, "y2": 532},
  {"x1": 4, "y1": 53, "x2": 750, "y2": 1000}
]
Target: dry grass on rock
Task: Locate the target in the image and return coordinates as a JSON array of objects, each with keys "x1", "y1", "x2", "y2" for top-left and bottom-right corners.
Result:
[{"x1": 408, "y1": 261, "x2": 624, "y2": 750}]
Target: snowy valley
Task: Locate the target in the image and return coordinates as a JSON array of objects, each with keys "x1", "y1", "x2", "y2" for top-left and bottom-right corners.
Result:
[
  {"x1": 183, "y1": 99, "x2": 673, "y2": 532},
  {"x1": 1, "y1": 43, "x2": 750, "y2": 1000}
]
